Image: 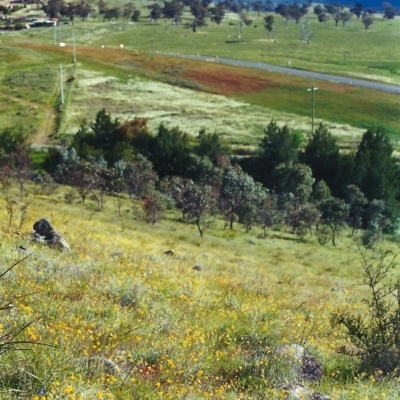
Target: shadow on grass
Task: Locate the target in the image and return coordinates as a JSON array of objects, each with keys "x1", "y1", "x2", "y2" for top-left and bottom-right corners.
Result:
[{"x1": 225, "y1": 39, "x2": 246, "y2": 44}]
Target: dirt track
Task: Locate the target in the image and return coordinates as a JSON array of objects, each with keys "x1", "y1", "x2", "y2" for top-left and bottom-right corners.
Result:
[{"x1": 0, "y1": 91, "x2": 56, "y2": 146}]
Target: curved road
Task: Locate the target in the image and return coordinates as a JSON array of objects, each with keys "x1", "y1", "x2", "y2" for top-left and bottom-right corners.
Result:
[{"x1": 159, "y1": 52, "x2": 400, "y2": 95}]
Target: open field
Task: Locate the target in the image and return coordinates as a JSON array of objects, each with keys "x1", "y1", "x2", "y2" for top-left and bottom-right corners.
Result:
[
  {"x1": 7, "y1": 9, "x2": 400, "y2": 84},
  {"x1": 1, "y1": 8, "x2": 400, "y2": 149},
  {"x1": 1, "y1": 42, "x2": 400, "y2": 153},
  {"x1": 0, "y1": 183, "x2": 400, "y2": 398}
]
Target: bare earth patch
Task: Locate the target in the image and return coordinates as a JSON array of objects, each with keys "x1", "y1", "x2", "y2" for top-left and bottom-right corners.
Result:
[{"x1": 63, "y1": 69, "x2": 364, "y2": 151}]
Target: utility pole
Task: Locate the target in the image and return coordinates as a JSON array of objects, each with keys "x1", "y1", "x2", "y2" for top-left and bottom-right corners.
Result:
[
  {"x1": 53, "y1": 24, "x2": 56, "y2": 45},
  {"x1": 59, "y1": 64, "x2": 64, "y2": 104},
  {"x1": 72, "y1": 32, "x2": 76, "y2": 63},
  {"x1": 307, "y1": 84, "x2": 318, "y2": 133}
]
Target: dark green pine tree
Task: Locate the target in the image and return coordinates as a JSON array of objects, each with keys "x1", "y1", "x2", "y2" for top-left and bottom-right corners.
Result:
[
  {"x1": 300, "y1": 123, "x2": 339, "y2": 189},
  {"x1": 241, "y1": 120, "x2": 301, "y2": 187},
  {"x1": 353, "y1": 127, "x2": 400, "y2": 231},
  {"x1": 90, "y1": 109, "x2": 120, "y2": 153},
  {"x1": 150, "y1": 124, "x2": 191, "y2": 178}
]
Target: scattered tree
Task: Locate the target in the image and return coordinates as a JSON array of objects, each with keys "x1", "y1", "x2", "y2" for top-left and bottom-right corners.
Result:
[
  {"x1": 361, "y1": 11, "x2": 373, "y2": 30},
  {"x1": 141, "y1": 191, "x2": 167, "y2": 224},
  {"x1": 123, "y1": 156, "x2": 157, "y2": 199},
  {"x1": 264, "y1": 15, "x2": 275, "y2": 39},
  {"x1": 122, "y1": 2, "x2": 135, "y2": 20},
  {"x1": 324, "y1": 3, "x2": 343, "y2": 27},
  {"x1": 181, "y1": 183, "x2": 216, "y2": 236},
  {"x1": 275, "y1": 4, "x2": 289, "y2": 29},
  {"x1": 350, "y1": 2, "x2": 363, "y2": 18},
  {"x1": 148, "y1": 3, "x2": 162, "y2": 22},
  {"x1": 382, "y1": 2, "x2": 397, "y2": 20},
  {"x1": 220, "y1": 166, "x2": 263, "y2": 230},
  {"x1": 210, "y1": 4, "x2": 225, "y2": 25},
  {"x1": 319, "y1": 196, "x2": 349, "y2": 245},
  {"x1": 300, "y1": 21, "x2": 313, "y2": 44},
  {"x1": 163, "y1": 0, "x2": 184, "y2": 24},
  {"x1": 131, "y1": 9, "x2": 140, "y2": 23},
  {"x1": 253, "y1": 1, "x2": 263, "y2": 16},
  {"x1": 257, "y1": 192, "x2": 280, "y2": 237},
  {"x1": 344, "y1": 184, "x2": 367, "y2": 234}
]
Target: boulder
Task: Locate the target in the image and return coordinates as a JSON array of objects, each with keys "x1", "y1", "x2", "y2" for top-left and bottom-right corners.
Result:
[
  {"x1": 275, "y1": 381, "x2": 330, "y2": 400},
  {"x1": 32, "y1": 219, "x2": 70, "y2": 251},
  {"x1": 274, "y1": 344, "x2": 322, "y2": 382}
]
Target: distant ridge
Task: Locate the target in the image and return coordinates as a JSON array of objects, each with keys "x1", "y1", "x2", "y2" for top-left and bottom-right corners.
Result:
[
  {"x1": 317, "y1": 1, "x2": 386, "y2": 10},
  {"x1": 272, "y1": 1, "x2": 387, "y2": 11}
]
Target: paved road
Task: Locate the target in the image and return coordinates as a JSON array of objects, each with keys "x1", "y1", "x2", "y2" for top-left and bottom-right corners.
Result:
[{"x1": 159, "y1": 53, "x2": 400, "y2": 95}]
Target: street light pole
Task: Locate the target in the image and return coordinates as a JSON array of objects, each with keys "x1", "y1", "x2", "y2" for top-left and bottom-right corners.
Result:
[
  {"x1": 307, "y1": 84, "x2": 318, "y2": 133},
  {"x1": 59, "y1": 64, "x2": 64, "y2": 104},
  {"x1": 72, "y1": 32, "x2": 76, "y2": 63}
]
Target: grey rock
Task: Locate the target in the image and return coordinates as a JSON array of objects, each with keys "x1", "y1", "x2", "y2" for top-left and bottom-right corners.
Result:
[
  {"x1": 275, "y1": 381, "x2": 330, "y2": 400},
  {"x1": 85, "y1": 357, "x2": 121, "y2": 376},
  {"x1": 32, "y1": 219, "x2": 70, "y2": 251},
  {"x1": 274, "y1": 344, "x2": 322, "y2": 382}
]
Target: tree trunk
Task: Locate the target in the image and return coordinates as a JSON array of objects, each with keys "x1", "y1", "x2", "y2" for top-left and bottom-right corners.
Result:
[
  {"x1": 332, "y1": 227, "x2": 337, "y2": 246},
  {"x1": 196, "y1": 219, "x2": 203, "y2": 237}
]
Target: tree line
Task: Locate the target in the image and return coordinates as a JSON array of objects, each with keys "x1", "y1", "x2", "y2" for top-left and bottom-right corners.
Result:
[
  {"x1": 3, "y1": 0, "x2": 395, "y2": 28},
  {"x1": 34, "y1": 109, "x2": 399, "y2": 245}
]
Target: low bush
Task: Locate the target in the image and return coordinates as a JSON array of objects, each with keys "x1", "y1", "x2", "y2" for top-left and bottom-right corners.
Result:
[{"x1": 331, "y1": 249, "x2": 400, "y2": 376}]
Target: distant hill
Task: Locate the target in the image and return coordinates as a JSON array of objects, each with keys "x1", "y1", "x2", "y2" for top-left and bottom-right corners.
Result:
[
  {"x1": 317, "y1": 1, "x2": 384, "y2": 10},
  {"x1": 269, "y1": 1, "x2": 386, "y2": 11}
]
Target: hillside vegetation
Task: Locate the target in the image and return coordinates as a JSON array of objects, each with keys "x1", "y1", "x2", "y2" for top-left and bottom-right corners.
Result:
[
  {"x1": 1, "y1": 2, "x2": 400, "y2": 398},
  {"x1": 0, "y1": 181, "x2": 399, "y2": 399}
]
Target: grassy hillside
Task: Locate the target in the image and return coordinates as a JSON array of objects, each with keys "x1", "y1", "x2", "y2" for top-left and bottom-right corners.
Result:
[
  {"x1": 1, "y1": 5, "x2": 400, "y2": 399},
  {"x1": 0, "y1": 183, "x2": 400, "y2": 399}
]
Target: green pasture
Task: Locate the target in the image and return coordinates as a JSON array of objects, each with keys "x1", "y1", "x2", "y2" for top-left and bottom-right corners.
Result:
[
  {"x1": 1, "y1": 8, "x2": 400, "y2": 146},
  {"x1": 0, "y1": 181, "x2": 400, "y2": 398},
  {"x1": 240, "y1": 76, "x2": 400, "y2": 142},
  {"x1": 10, "y1": 9, "x2": 400, "y2": 83}
]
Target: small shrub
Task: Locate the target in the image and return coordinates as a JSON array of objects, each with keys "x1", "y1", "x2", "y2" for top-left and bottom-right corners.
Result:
[
  {"x1": 331, "y1": 249, "x2": 400, "y2": 376},
  {"x1": 64, "y1": 190, "x2": 77, "y2": 204},
  {"x1": 0, "y1": 256, "x2": 36, "y2": 356}
]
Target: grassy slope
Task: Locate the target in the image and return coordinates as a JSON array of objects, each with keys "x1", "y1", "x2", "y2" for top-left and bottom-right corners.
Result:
[
  {"x1": 0, "y1": 7, "x2": 399, "y2": 399},
  {"x1": 0, "y1": 185, "x2": 400, "y2": 399}
]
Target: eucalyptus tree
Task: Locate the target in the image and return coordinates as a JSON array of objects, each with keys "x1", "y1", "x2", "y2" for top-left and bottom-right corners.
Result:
[
  {"x1": 181, "y1": 183, "x2": 216, "y2": 237},
  {"x1": 264, "y1": 15, "x2": 275, "y2": 39},
  {"x1": 220, "y1": 166, "x2": 265, "y2": 230}
]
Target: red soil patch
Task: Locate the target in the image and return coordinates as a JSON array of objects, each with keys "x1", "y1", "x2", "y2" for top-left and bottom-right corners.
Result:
[
  {"x1": 180, "y1": 65, "x2": 273, "y2": 96},
  {"x1": 317, "y1": 82, "x2": 352, "y2": 93},
  {"x1": 15, "y1": 44, "x2": 349, "y2": 97},
  {"x1": 16, "y1": 44, "x2": 274, "y2": 96}
]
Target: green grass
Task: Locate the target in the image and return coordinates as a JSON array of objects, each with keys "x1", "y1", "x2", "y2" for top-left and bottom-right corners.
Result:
[
  {"x1": 0, "y1": 8, "x2": 400, "y2": 399},
  {"x1": 1, "y1": 10, "x2": 400, "y2": 148},
  {"x1": 0, "y1": 181, "x2": 399, "y2": 398},
  {"x1": 5, "y1": 9, "x2": 400, "y2": 82},
  {"x1": 240, "y1": 78, "x2": 400, "y2": 140}
]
